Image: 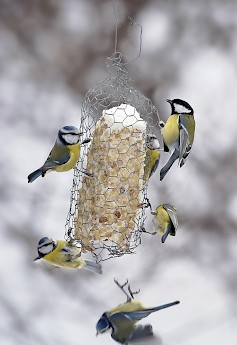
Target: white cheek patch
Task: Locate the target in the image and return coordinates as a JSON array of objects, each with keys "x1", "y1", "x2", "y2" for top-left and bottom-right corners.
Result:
[
  {"x1": 152, "y1": 138, "x2": 160, "y2": 149},
  {"x1": 174, "y1": 104, "x2": 191, "y2": 114},
  {"x1": 38, "y1": 243, "x2": 54, "y2": 255},
  {"x1": 62, "y1": 133, "x2": 79, "y2": 145},
  {"x1": 146, "y1": 136, "x2": 160, "y2": 150}
]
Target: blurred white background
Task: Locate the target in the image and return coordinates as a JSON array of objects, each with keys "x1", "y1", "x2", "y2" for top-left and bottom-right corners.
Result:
[{"x1": 1, "y1": 0, "x2": 237, "y2": 344}]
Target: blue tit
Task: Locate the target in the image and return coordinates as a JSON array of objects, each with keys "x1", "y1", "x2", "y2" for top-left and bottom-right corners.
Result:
[
  {"x1": 34, "y1": 237, "x2": 102, "y2": 274},
  {"x1": 151, "y1": 203, "x2": 178, "y2": 243},
  {"x1": 160, "y1": 99, "x2": 195, "y2": 181},
  {"x1": 143, "y1": 134, "x2": 160, "y2": 183},
  {"x1": 28, "y1": 126, "x2": 88, "y2": 183},
  {"x1": 96, "y1": 279, "x2": 179, "y2": 344}
]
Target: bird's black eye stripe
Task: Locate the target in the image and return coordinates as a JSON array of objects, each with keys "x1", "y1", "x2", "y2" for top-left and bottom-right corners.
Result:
[
  {"x1": 61, "y1": 132, "x2": 79, "y2": 137},
  {"x1": 63, "y1": 132, "x2": 78, "y2": 135},
  {"x1": 58, "y1": 132, "x2": 79, "y2": 145},
  {"x1": 38, "y1": 242, "x2": 51, "y2": 249},
  {"x1": 38, "y1": 242, "x2": 56, "y2": 251}
]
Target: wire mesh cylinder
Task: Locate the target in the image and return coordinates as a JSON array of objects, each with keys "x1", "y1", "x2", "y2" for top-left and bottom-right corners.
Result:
[{"x1": 65, "y1": 52, "x2": 160, "y2": 261}]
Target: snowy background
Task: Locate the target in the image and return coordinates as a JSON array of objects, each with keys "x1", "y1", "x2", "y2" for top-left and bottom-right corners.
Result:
[{"x1": 1, "y1": 0, "x2": 237, "y2": 344}]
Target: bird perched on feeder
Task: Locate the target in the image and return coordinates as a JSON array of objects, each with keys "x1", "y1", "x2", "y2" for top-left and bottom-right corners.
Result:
[
  {"x1": 34, "y1": 237, "x2": 102, "y2": 274},
  {"x1": 143, "y1": 134, "x2": 160, "y2": 183},
  {"x1": 96, "y1": 278, "x2": 179, "y2": 344},
  {"x1": 160, "y1": 99, "x2": 195, "y2": 181},
  {"x1": 28, "y1": 125, "x2": 91, "y2": 183},
  {"x1": 151, "y1": 203, "x2": 178, "y2": 243}
]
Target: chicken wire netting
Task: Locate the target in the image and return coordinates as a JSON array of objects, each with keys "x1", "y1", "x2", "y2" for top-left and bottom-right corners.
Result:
[{"x1": 65, "y1": 52, "x2": 161, "y2": 262}]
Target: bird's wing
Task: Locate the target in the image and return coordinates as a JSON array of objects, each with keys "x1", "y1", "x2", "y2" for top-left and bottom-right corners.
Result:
[
  {"x1": 122, "y1": 302, "x2": 180, "y2": 321},
  {"x1": 43, "y1": 145, "x2": 70, "y2": 170},
  {"x1": 179, "y1": 115, "x2": 195, "y2": 166},
  {"x1": 179, "y1": 115, "x2": 190, "y2": 161},
  {"x1": 60, "y1": 244, "x2": 81, "y2": 261},
  {"x1": 110, "y1": 312, "x2": 135, "y2": 323},
  {"x1": 163, "y1": 204, "x2": 178, "y2": 230},
  {"x1": 112, "y1": 301, "x2": 180, "y2": 322},
  {"x1": 111, "y1": 309, "x2": 155, "y2": 322}
]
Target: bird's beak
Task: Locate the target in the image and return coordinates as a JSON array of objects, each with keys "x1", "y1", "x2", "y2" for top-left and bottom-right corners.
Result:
[
  {"x1": 33, "y1": 256, "x2": 41, "y2": 261},
  {"x1": 166, "y1": 99, "x2": 172, "y2": 104}
]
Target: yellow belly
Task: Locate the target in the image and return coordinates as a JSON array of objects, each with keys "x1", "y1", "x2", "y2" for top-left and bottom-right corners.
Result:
[
  {"x1": 156, "y1": 206, "x2": 170, "y2": 236},
  {"x1": 55, "y1": 143, "x2": 80, "y2": 172},
  {"x1": 43, "y1": 255, "x2": 85, "y2": 269},
  {"x1": 144, "y1": 149, "x2": 160, "y2": 182},
  {"x1": 162, "y1": 115, "x2": 179, "y2": 149}
]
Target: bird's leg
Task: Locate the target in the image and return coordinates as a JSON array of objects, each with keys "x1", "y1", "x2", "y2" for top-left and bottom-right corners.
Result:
[
  {"x1": 144, "y1": 197, "x2": 152, "y2": 210},
  {"x1": 114, "y1": 278, "x2": 131, "y2": 302},
  {"x1": 139, "y1": 198, "x2": 152, "y2": 210},
  {"x1": 79, "y1": 138, "x2": 92, "y2": 175},
  {"x1": 141, "y1": 226, "x2": 150, "y2": 234},
  {"x1": 128, "y1": 284, "x2": 140, "y2": 300},
  {"x1": 78, "y1": 169, "x2": 94, "y2": 177},
  {"x1": 141, "y1": 226, "x2": 155, "y2": 235}
]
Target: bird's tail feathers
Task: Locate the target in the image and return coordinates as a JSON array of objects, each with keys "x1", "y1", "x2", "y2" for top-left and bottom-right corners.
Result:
[
  {"x1": 179, "y1": 144, "x2": 192, "y2": 168},
  {"x1": 160, "y1": 149, "x2": 179, "y2": 181},
  {"x1": 161, "y1": 228, "x2": 170, "y2": 243},
  {"x1": 161, "y1": 221, "x2": 174, "y2": 243},
  {"x1": 84, "y1": 260, "x2": 102, "y2": 274},
  {"x1": 28, "y1": 168, "x2": 43, "y2": 183},
  {"x1": 151, "y1": 300, "x2": 180, "y2": 312}
]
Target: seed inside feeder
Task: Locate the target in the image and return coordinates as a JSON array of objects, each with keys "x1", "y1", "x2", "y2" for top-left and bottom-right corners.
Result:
[{"x1": 74, "y1": 103, "x2": 146, "y2": 252}]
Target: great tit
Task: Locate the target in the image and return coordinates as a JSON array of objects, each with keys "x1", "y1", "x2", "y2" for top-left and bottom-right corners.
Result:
[{"x1": 160, "y1": 99, "x2": 195, "y2": 181}]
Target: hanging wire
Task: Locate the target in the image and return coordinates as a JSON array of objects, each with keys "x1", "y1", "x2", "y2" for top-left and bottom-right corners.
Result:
[
  {"x1": 124, "y1": 16, "x2": 143, "y2": 65},
  {"x1": 112, "y1": 1, "x2": 143, "y2": 66},
  {"x1": 112, "y1": 0, "x2": 118, "y2": 53}
]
